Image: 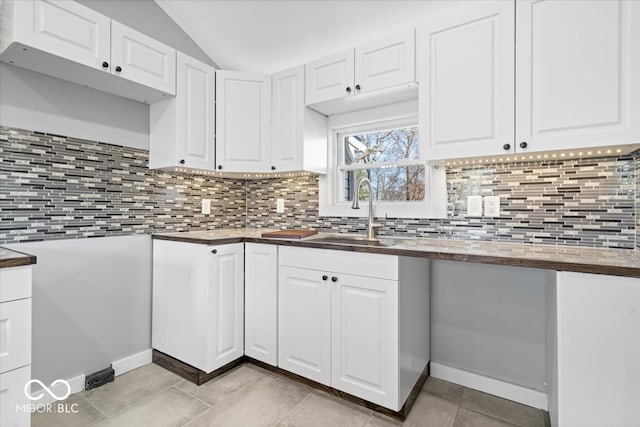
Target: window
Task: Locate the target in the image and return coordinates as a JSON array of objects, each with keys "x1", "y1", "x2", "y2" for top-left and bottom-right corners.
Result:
[{"x1": 319, "y1": 106, "x2": 446, "y2": 219}]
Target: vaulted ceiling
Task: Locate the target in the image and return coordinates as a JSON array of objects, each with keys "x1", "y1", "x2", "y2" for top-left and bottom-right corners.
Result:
[{"x1": 155, "y1": 0, "x2": 485, "y2": 74}]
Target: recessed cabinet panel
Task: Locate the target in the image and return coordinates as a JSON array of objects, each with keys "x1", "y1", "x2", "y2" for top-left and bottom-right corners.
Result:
[
  {"x1": 305, "y1": 50, "x2": 354, "y2": 105},
  {"x1": 355, "y1": 30, "x2": 415, "y2": 94},
  {"x1": 516, "y1": 0, "x2": 640, "y2": 151},
  {"x1": 418, "y1": 1, "x2": 515, "y2": 160},
  {"x1": 111, "y1": 21, "x2": 176, "y2": 95},
  {"x1": 14, "y1": 0, "x2": 110, "y2": 70},
  {"x1": 331, "y1": 274, "x2": 398, "y2": 409},
  {"x1": 278, "y1": 266, "x2": 331, "y2": 385},
  {"x1": 0, "y1": 299, "x2": 32, "y2": 374},
  {"x1": 272, "y1": 66, "x2": 303, "y2": 170}
]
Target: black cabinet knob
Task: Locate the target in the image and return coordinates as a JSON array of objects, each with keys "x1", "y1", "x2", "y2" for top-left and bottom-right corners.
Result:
[
  {"x1": 211, "y1": 249, "x2": 217, "y2": 254},
  {"x1": 115, "y1": 66, "x2": 122, "y2": 72},
  {"x1": 503, "y1": 143, "x2": 511, "y2": 151},
  {"x1": 322, "y1": 275, "x2": 328, "y2": 281},
  {"x1": 179, "y1": 159, "x2": 185, "y2": 164},
  {"x1": 331, "y1": 276, "x2": 338, "y2": 283},
  {"x1": 102, "y1": 61, "x2": 109, "y2": 68},
  {"x1": 217, "y1": 165, "x2": 222, "y2": 170},
  {"x1": 345, "y1": 87, "x2": 352, "y2": 93},
  {"x1": 519, "y1": 141, "x2": 528, "y2": 149},
  {"x1": 271, "y1": 166, "x2": 276, "y2": 171},
  {"x1": 355, "y1": 84, "x2": 361, "y2": 91}
]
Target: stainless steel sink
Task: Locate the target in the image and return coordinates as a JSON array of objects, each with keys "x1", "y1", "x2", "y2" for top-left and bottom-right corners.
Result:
[{"x1": 307, "y1": 235, "x2": 388, "y2": 247}]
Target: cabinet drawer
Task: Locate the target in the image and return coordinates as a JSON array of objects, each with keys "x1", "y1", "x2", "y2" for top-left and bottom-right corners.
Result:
[
  {"x1": 279, "y1": 246, "x2": 397, "y2": 280},
  {"x1": 0, "y1": 365, "x2": 31, "y2": 427},
  {"x1": 0, "y1": 299, "x2": 32, "y2": 374},
  {"x1": 0, "y1": 267, "x2": 32, "y2": 303}
]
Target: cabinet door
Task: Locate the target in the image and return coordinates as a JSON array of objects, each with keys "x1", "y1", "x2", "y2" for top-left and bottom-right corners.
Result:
[
  {"x1": 0, "y1": 365, "x2": 30, "y2": 427},
  {"x1": 305, "y1": 50, "x2": 354, "y2": 105},
  {"x1": 245, "y1": 243, "x2": 278, "y2": 366},
  {"x1": 331, "y1": 274, "x2": 399, "y2": 410},
  {"x1": 355, "y1": 30, "x2": 415, "y2": 94},
  {"x1": 216, "y1": 71, "x2": 271, "y2": 172},
  {"x1": 175, "y1": 52, "x2": 216, "y2": 170},
  {"x1": 0, "y1": 299, "x2": 31, "y2": 374},
  {"x1": 272, "y1": 66, "x2": 304, "y2": 172},
  {"x1": 152, "y1": 240, "x2": 209, "y2": 371},
  {"x1": 110, "y1": 21, "x2": 176, "y2": 95},
  {"x1": 555, "y1": 272, "x2": 640, "y2": 427},
  {"x1": 207, "y1": 243, "x2": 244, "y2": 372},
  {"x1": 278, "y1": 266, "x2": 331, "y2": 385},
  {"x1": 13, "y1": 0, "x2": 110, "y2": 71},
  {"x1": 417, "y1": 1, "x2": 515, "y2": 160},
  {"x1": 516, "y1": 0, "x2": 640, "y2": 152}
]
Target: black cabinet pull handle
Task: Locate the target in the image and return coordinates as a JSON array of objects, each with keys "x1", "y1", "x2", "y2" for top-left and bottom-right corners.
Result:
[
  {"x1": 519, "y1": 141, "x2": 528, "y2": 149},
  {"x1": 355, "y1": 84, "x2": 361, "y2": 91},
  {"x1": 217, "y1": 165, "x2": 222, "y2": 170},
  {"x1": 331, "y1": 276, "x2": 338, "y2": 282},
  {"x1": 115, "y1": 66, "x2": 122, "y2": 72},
  {"x1": 211, "y1": 249, "x2": 217, "y2": 254},
  {"x1": 271, "y1": 166, "x2": 276, "y2": 171},
  {"x1": 102, "y1": 61, "x2": 109, "y2": 68},
  {"x1": 322, "y1": 275, "x2": 328, "y2": 281},
  {"x1": 503, "y1": 143, "x2": 511, "y2": 151},
  {"x1": 345, "y1": 87, "x2": 352, "y2": 93},
  {"x1": 179, "y1": 159, "x2": 185, "y2": 164}
]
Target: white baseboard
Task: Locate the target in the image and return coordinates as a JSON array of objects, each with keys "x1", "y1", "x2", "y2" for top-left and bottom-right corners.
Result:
[
  {"x1": 34, "y1": 374, "x2": 85, "y2": 406},
  {"x1": 112, "y1": 349, "x2": 152, "y2": 376},
  {"x1": 430, "y1": 363, "x2": 548, "y2": 410}
]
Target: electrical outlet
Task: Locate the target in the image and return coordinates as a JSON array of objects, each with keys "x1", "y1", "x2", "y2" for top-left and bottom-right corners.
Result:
[
  {"x1": 276, "y1": 198, "x2": 285, "y2": 213},
  {"x1": 467, "y1": 196, "x2": 483, "y2": 217},
  {"x1": 484, "y1": 196, "x2": 500, "y2": 217},
  {"x1": 201, "y1": 199, "x2": 211, "y2": 215}
]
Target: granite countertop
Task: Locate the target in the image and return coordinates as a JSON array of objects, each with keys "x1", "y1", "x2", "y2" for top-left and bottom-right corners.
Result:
[
  {"x1": 0, "y1": 247, "x2": 37, "y2": 268},
  {"x1": 153, "y1": 229, "x2": 640, "y2": 278}
]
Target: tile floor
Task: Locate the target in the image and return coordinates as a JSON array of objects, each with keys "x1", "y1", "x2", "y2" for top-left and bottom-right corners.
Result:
[{"x1": 32, "y1": 363, "x2": 549, "y2": 427}]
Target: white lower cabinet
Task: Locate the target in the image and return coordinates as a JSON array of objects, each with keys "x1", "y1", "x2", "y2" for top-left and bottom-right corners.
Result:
[
  {"x1": 278, "y1": 246, "x2": 429, "y2": 411},
  {"x1": 244, "y1": 243, "x2": 278, "y2": 366},
  {"x1": 152, "y1": 240, "x2": 244, "y2": 373},
  {"x1": 0, "y1": 265, "x2": 33, "y2": 427},
  {"x1": 550, "y1": 272, "x2": 640, "y2": 427}
]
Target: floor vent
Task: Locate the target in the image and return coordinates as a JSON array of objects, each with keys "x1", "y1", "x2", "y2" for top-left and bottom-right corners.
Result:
[{"x1": 85, "y1": 366, "x2": 115, "y2": 391}]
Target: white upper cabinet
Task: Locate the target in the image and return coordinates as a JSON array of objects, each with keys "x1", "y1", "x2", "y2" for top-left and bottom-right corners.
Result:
[
  {"x1": 8, "y1": 0, "x2": 110, "y2": 71},
  {"x1": 0, "y1": 0, "x2": 176, "y2": 103},
  {"x1": 272, "y1": 65, "x2": 328, "y2": 173},
  {"x1": 110, "y1": 21, "x2": 176, "y2": 95},
  {"x1": 216, "y1": 71, "x2": 272, "y2": 173},
  {"x1": 150, "y1": 52, "x2": 215, "y2": 170},
  {"x1": 305, "y1": 31, "x2": 417, "y2": 115},
  {"x1": 305, "y1": 50, "x2": 355, "y2": 105},
  {"x1": 515, "y1": 0, "x2": 640, "y2": 153},
  {"x1": 355, "y1": 30, "x2": 415, "y2": 95},
  {"x1": 417, "y1": 1, "x2": 515, "y2": 160}
]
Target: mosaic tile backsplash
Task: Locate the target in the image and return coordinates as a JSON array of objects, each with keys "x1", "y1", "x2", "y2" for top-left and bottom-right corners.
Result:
[{"x1": 1, "y1": 126, "x2": 637, "y2": 249}]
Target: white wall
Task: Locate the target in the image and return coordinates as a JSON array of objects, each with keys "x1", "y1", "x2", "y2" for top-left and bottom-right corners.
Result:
[{"x1": 6, "y1": 236, "x2": 152, "y2": 386}]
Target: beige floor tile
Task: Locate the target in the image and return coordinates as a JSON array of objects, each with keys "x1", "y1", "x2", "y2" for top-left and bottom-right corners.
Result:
[
  {"x1": 363, "y1": 413, "x2": 403, "y2": 427},
  {"x1": 185, "y1": 375, "x2": 309, "y2": 427},
  {"x1": 177, "y1": 364, "x2": 266, "y2": 406},
  {"x1": 84, "y1": 364, "x2": 183, "y2": 417},
  {"x1": 454, "y1": 408, "x2": 519, "y2": 427},
  {"x1": 461, "y1": 389, "x2": 545, "y2": 427},
  {"x1": 32, "y1": 393, "x2": 106, "y2": 427},
  {"x1": 276, "y1": 392, "x2": 371, "y2": 427},
  {"x1": 422, "y1": 378, "x2": 465, "y2": 404},
  {"x1": 403, "y1": 392, "x2": 459, "y2": 427},
  {"x1": 97, "y1": 386, "x2": 208, "y2": 427}
]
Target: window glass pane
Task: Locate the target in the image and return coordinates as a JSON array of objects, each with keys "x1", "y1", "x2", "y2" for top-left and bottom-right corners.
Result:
[
  {"x1": 343, "y1": 126, "x2": 419, "y2": 165},
  {"x1": 343, "y1": 165, "x2": 426, "y2": 202}
]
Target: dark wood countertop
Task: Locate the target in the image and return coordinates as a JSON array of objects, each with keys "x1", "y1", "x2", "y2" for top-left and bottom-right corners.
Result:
[
  {"x1": 152, "y1": 229, "x2": 640, "y2": 278},
  {"x1": 0, "y1": 247, "x2": 37, "y2": 268}
]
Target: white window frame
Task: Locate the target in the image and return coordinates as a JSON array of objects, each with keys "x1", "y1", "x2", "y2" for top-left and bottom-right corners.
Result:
[{"x1": 319, "y1": 103, "x2": 446, "y2": 219}]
